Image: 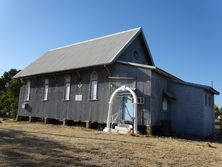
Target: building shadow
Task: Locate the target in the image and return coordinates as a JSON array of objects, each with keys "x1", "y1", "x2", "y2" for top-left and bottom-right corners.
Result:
[
  {"x1": 163, "y1": 133, "x2": 222, "y2": 145},
  {"x1": 0, "y1": 128, "x2": 101, "y2": 167}
]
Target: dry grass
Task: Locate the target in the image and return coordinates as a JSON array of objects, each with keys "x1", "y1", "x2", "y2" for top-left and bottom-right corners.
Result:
[{"x1": 0, "y1": 120, "x2": 222, "y2": 167}]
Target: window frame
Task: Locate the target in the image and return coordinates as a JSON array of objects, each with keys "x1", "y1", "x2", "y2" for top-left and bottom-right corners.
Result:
[
  {"x1": 64, "y1": 75, "x2": 71, "y2": 101},
  {"x1": 25, "y1": 80, "x2": 31, "y2": 101},
  {"x1": 89, "y1": 71, "x2": 98, "y2": 100},
  {"x1": 43, "y1": 79, "x2": 49, "y2": 101},
  {"x1": 162, "y1": 97, "x2": 168, "y2": 111},
  {"x1": 208, "y1": 95, "x2": 211, "y2": 107},
  {"x1": 205, "y1": 94, "x2": 208, "y2": 106}
]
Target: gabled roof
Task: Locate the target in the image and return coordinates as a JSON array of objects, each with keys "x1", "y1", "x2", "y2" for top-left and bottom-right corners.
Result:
[{"x1": 15, "y1": 27, "x2": 154, "y2": 78}]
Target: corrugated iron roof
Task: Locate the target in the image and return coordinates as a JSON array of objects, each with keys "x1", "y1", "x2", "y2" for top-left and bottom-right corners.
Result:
[
  {"x1": 14, "y1": 27, "x2": 142, "y2": 78},
  {"x1": 154, "y1": 67, "x2": 183, "y2": 81},
  {"x1": 171, "y1": 80, "x2": 220, "y2": 95}
]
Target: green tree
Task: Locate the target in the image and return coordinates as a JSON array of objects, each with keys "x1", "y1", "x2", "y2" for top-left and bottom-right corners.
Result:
[
  {"x1": 0, "y1": 69, "x2": 21, "y2": 118},
  {"x1": 0, "y1": 69, "x2": 19, "y2": 92},
  {"x1": 215, "y1": 105, "x2": 222, "y2": 119}
]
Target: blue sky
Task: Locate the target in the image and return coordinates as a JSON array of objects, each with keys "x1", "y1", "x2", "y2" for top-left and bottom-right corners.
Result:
[{"x1": 0, "y1": 0, "x2": 221, "y2": 106}]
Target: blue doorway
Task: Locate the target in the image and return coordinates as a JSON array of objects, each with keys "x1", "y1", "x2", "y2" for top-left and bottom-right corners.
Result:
[{"x1": 122, "y1": 96, "x2": 134, "y2": 122}]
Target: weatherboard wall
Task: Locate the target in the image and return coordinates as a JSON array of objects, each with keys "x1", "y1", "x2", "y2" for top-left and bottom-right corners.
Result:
[
  {"x1": 150, "y1": 72, "x2": 168, "y2": 126},
  {"x1": 17, "y1": 63, "x2": 152, "y2": 126},
  {"x1": 203, "y1": 92, "x2": 215, "y2": 136},
  {"x1": 149, "y1": 71, "x2": 215, "y2": 136},
  {"x1": 18, "y1": 67, "x2": 108, "y2": 123},
  {"x1": 168, "y1": 82, "x2": 211, "y2": 136},
  {"x1": 111, "y1": 63, "x2": 152, "y2": 126}
]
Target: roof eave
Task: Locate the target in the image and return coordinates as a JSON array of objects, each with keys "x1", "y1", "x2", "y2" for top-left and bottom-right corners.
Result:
[
  {"x1": 208, "y1": 88, "x2": 220, "y2": 95},
  {"x1": 13, "y1": 62, "x2": 114, "y2": 79},
  {"x1": 154, "y1": 67, "x2": 183, "y2": 81},
  {"x1": 140, "y1": 28, "x2": 155, "y2": 66},
  {"x1": 171, "y1": 80, "x2": 220, "y2": 95},
  {"x1": 116, "y1": 60, "x2": 156, "y2": 70}
]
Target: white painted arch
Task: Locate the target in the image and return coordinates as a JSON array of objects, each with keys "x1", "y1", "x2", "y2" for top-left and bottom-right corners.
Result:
[{"x1": 104, "y1": 85, "x2": 138, "y2": 134}]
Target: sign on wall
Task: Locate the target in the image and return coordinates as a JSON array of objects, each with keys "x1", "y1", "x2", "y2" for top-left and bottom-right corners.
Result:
[{"x1": 75, "y1": 95, "x2": 82, "y2": 101}]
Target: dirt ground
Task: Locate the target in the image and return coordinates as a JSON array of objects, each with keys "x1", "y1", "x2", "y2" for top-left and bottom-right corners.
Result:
[{"x1": 0, "y1": 120, "x2": 222, "y2": 167}]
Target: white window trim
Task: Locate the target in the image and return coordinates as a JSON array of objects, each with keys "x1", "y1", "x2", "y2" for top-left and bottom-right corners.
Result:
[
  {"x1": 91, "y1": 80, "x2": 97, "y2": 100},
  {"x1": 25, "y1": 80, "x2": 31, "y2": 101},
  {"x1": 64, "y1": 75, "x2": 71, "y2": 101},
  {"x1": 43, "y1": 79, "x2": 49, "y2": 101},
  {"x1": 89, "y1": 71, "x2": 98, "y2": 100},
  {"x1": 65, "y1": 82, "x2": 71, "y2": 101}
]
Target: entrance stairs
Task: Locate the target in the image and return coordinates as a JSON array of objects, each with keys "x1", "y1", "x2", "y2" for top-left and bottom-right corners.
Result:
[{"x1": 111, "y1": 123, "x2": 133, "y2": 134}]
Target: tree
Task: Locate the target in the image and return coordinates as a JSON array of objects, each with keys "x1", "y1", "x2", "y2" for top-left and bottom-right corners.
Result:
[
  {"x1": 215, "y1": 105, "x2": 222, "y2": 119},
  {"x1": 0, "y1": 69, "x2": 19, "y2": 92},
  {"x1": 0, "y1": 69, "x2": 21, "y2": 118}
]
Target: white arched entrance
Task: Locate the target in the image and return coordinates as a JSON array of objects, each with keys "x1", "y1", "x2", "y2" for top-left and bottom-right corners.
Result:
[{"x1": 104, "y1": 85, "x2": 138, "y2": 134}]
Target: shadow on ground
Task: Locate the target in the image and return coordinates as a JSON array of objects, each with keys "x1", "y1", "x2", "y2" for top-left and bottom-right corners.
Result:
[
  {"x1": 0, "y1": 128, "x2": 99, "y2": 167},
  {"x1": 161, "y1": 133, "x2": 222, "y2": 145}
]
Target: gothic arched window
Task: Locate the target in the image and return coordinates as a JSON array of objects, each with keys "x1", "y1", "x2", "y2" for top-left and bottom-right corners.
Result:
[{"x1": 89, "y1": 71, "x2": 98, "y2": 100}]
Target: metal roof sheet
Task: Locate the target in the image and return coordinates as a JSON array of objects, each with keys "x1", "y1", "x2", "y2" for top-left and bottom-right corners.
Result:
[
  {"x1": 171, "y1": 80, "x2": 220, "y2": 95},
  {"x1": 14, "y1": 27, "x2": 141, "y2": 78}
]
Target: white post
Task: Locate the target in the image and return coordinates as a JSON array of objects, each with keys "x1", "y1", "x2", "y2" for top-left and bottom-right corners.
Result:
[
  {"x1": 133, "y1": 103, "x2": 138, "y2": 134},
  {"x1": 106, "y1": 102, "x2": 112, "y2": 131}
]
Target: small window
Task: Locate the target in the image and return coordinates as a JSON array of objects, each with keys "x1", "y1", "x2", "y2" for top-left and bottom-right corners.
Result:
[
  {"x1": 208, "y1": 95, "x2": 211, "y2": 107},
  {"x1": 89, "y1": 71, "x2": 98, "y2": 100},
  {"x1": 64, "y1": 75, "x2": 71, "y2": 101},
  {"x1": 25, "y1": 80, "x2": 31, "y2": 101},
  {"x1": 162, "y1": 97, "x2": 168, "y2": 111},
  {"x1": 43, "y1": 79, "x2": 49, "y2": 101},
  {"x1": 133, "y1": 51, "x2": 139, "y2": 60}
]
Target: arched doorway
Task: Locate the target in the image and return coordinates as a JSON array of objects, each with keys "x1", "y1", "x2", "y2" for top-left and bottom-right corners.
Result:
[{"x1": 104, "y1": 85, "x2": 138, "y2": 134}]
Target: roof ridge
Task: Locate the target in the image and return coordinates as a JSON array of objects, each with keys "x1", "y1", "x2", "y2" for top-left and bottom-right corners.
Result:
[{"x1": 49, "y1": 27, "x2": 141, "y2": 51}]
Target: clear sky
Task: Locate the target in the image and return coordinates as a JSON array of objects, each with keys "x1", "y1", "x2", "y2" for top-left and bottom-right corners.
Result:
[{"x1": 0, "y1": 0, "x2": 221, "y2": 106}]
